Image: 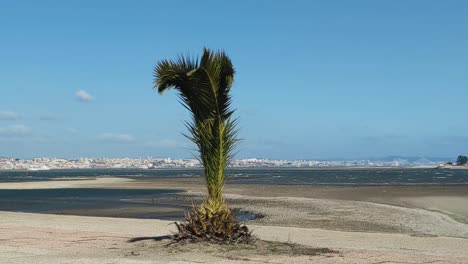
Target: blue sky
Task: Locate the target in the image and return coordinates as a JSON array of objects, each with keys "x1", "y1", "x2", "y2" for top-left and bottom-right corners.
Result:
[{"x1": 0, "y1": 0, "x2": 467, "y2": 160}]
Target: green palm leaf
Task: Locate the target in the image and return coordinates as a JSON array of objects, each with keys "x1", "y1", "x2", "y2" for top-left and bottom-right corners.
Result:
[{"x1": 153, "y1": 48, "x2": 238, "y2": 206}]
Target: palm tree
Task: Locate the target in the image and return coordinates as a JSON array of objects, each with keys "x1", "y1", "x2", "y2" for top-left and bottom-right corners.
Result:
[{"x1": 153, "y1": 48, "x2": 250, "y2": 243}]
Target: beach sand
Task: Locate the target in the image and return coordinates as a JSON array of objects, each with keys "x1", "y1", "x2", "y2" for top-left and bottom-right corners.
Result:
[{"x1": 1, "y1": 176, "x2": 468, "y2": 263}]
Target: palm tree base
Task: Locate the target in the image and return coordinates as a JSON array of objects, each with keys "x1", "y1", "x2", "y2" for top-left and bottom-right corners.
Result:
[{"x1": 173, "y1": 201, "x2": 253, "y2": 244}]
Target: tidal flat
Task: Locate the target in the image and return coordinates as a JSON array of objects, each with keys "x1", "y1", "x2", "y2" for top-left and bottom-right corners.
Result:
[{"x1": 1, "y1": 176, "x2": 468, "y2": 263}]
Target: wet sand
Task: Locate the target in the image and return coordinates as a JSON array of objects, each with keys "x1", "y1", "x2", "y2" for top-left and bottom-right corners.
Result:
[
  {"x1": 1, "y1": 177, "x2": 468, "y2": 237},
  {"x1": 114, "y1": 176, "x2": 468, "y2": 226}
]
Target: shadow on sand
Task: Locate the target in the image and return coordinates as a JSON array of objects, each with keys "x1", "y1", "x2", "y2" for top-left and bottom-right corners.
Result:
[{"x1": 128, "y1": 235, "x2": 173, "y2": 243}]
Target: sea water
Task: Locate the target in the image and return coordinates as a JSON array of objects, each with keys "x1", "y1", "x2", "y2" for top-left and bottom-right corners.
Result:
[
  {"x1": 1, "y1": 168, "x2": 467, "y2": 185},
  {"x1": 1, "y1": 168, "x2": 467, "y2": 220}
]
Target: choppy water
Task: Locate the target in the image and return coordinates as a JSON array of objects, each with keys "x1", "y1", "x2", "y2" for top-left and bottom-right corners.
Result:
[
  {"x1": 0, "y1": 168, "x2": 467, "y2": 220},
  {"x1": 1, "y1": 168, "x2": 467, "y2": 185}
]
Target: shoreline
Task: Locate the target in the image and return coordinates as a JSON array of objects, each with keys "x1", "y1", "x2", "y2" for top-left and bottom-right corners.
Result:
[
  {"x1": 1, "y1": 177, "x2": 468, "y2": 263},
  {"x1": 2, "y1": 175, "x2": 468, "y2": 187},
  {"x1": 1, "y1": 177, "x2": 468, "y2": 235},
  {"x1": 5, "y1": 165, "x2": 468, "y2": 172}
]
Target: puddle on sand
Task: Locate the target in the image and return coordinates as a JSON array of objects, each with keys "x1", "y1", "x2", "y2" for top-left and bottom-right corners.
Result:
[{"x1": 233, "y1": 210, "x2": 259, "y2": 222}]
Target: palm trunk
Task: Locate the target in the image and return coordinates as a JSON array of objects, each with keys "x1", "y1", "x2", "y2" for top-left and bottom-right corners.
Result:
[{"x1": 204, "y1": 120, "x2": 226, "y2": 209}]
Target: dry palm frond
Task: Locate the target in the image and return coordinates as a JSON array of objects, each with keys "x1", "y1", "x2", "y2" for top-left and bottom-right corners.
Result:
[{"x1": 172, "y1": 201, "x2": 253, "y2": 244}]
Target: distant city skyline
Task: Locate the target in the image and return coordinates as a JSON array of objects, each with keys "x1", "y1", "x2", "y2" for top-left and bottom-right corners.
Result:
[
  {"x1": 0, "y1": 155, "x2": 456, "y2": 164},
  {"x1": 1, "y1": 1, "x2": 467, "y2": 159},
  {"x1": 0, "y1": 156, "x2": 453, "y2": 171}
]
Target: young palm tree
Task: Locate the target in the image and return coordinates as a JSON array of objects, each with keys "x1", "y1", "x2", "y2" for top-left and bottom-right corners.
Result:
[{"x1": 153, "y1": 48, "x2": 250, "y2": 243}]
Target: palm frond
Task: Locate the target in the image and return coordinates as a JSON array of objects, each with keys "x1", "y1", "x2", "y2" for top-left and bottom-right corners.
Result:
[{"x1": 153, "y1": 48, "x2": 238, "y2": 205}]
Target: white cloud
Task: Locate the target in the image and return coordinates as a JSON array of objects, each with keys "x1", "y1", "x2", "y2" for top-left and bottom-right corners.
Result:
[
  {"x1": 39, "y1": 115, "x2": 64, "y2": 122},
  {"x1": 146, "y1": 139, "x2": 184, "y2": 148},
  {"x1": 66, "y1": 128, "x2": 79, "y2": 133},
  {"x1": 99, "y1": 133, "x2": 135, "y2": 142},
  {"x1": 76, "y1": 90, "x2": 94, "y2": 102},
  {"x1": 0, "y1": 124, "x2": 32, "y2": 137},
  {"x1": 0, "y1": 111, "x2": 21, "y2": 120}
]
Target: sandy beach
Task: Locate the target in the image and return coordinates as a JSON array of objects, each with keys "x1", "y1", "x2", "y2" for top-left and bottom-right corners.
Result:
[{"x1": 1, "y1": 176, "x2": 468, "y2": 263}]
